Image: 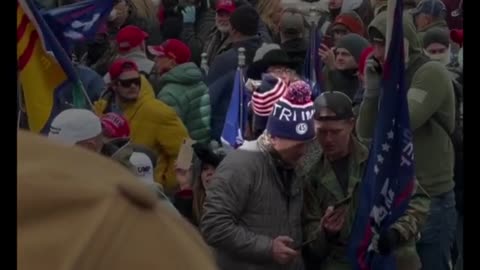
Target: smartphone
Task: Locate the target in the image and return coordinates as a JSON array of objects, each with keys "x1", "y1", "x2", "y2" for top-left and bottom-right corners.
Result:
[
  {"x1": 333, "y1": 196, "x2": 352, "y2": 210},
  {"x1": 176, "y1": 138, "x2": 195, "y2": 170},
  {"x1": 322, "y1": 35, "x2": 333, "y2": 49},
  {"x1": 293, "y1": 237, "x2": 317, "y2": 250}
]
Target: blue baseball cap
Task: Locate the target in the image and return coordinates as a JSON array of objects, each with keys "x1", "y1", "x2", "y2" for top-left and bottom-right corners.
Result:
[{"x1": 412, "y1": 0, "x2": 447, "y2": 18}]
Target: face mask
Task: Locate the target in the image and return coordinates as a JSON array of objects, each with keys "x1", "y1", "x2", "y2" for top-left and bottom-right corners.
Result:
[
  {"x1": 151, "y1": 0, "x2": 161, "y2": 6},
  {"x1": 424, "y1": 49, "x2": 451, "y2": 66},
  {"x1": 458, "y1": 48, "x2": 463, "y2": 69}
]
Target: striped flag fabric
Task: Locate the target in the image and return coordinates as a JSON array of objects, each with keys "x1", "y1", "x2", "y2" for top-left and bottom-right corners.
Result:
[
  {"x1": 348, "y1": 0, "x2": 416, "y2": 269},
  {"x1": 17, "y1": 0, "x2": 95, "y2": 133},
  {"x1": 41, "y1": 0, "x2": 114, "y2": 55}
]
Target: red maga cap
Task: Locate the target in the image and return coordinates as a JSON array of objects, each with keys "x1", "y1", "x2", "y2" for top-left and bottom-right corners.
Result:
[
  {"x1": 108, "y1": 59, "x2": 139, "y2": 80},
  {"x1": 147, "y1": 39, "x2": 191, "y2": 64},
  {"x1": 116, "y1": 25, "x2": 149, "y2": 53},
  {"x1": 216, "y1": 0, "x2": 236, "y2": 13}
]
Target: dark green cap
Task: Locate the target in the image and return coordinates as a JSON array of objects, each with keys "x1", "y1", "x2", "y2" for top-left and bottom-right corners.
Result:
[{"x1": 314, "y1": 91, "x2": 354, "y2": 121}]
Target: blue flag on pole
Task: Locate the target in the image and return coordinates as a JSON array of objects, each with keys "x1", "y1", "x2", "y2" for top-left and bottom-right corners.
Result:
[
  {"x1": 303, "y1": 23, "x2": 323, "y2": 100},
  {"x1": 41, "y1": 0, "x2": 113, "y2": 54},
  {"x1": 221, "y1": 68, "x2": 248, "y2": 148},
  {"x1": 348, "y1": 0, "x2": 416, "y2": 269}
]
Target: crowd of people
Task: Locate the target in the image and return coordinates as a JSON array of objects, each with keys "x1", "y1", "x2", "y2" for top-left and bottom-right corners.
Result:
[{"x1": 18, "y1": 0, "x2": 463, "y2": 269}]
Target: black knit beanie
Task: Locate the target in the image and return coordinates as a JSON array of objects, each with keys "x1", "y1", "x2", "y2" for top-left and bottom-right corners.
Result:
[
  {"x1": 423, "y1": 28, "x2": 450, "y2": 48},
  {"x1": 335, "y1": 33, "x2": 370, "y2": 64},
  {"x1": 229, "y1": 5, "x2": 259, "y2": 36}
]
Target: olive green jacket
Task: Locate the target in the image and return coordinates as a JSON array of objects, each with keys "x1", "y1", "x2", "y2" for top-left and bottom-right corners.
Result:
[{"x1": 299, "y1": 138, "x2": 430, "y2": 270}]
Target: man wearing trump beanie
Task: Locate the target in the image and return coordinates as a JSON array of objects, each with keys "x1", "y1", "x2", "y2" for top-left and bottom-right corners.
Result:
[{"x1": 200, "y1": 80, "x2": 314, "y2": 270}]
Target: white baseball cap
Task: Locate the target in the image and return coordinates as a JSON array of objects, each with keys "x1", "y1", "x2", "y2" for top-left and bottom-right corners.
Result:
[
  {"x1": 48, "y1": 109, "x2": 102, "y2": 146},
  {"x1": 129, "y1": 152, "x2": 155, "y2": 185}
]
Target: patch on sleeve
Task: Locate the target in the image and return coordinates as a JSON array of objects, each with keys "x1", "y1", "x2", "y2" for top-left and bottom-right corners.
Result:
[{"x1": 407, "y1": 88, "x2": 428, "y2": 104}]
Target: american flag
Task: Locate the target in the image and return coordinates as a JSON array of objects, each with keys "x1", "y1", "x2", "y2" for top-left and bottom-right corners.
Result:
[{"x1": 348, "y1": 0, "x2": 416, "y2": 269}]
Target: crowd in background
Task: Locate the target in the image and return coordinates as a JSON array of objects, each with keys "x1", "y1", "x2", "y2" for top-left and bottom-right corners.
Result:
[{"x1": 18, "y1": 0, "x2": 463, "y2": 269}]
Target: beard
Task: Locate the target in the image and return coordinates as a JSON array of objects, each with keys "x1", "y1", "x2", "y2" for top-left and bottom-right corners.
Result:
[{"x1": 216, "y1": 22, "x2": 231, "y2": 33}]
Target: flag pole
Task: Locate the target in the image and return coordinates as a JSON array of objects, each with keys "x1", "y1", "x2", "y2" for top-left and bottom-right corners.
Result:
[
  {"x1": 385, "y1": 0, "x2": 395, "y2": 58},
  {"x1": 238, "y1": 47, "x2": 246, "y2": 138}
]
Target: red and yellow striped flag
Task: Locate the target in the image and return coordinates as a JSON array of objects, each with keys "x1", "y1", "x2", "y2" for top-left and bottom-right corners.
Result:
[{"x1": 17, "y1": 1, "x2": 68, "y2": 133}]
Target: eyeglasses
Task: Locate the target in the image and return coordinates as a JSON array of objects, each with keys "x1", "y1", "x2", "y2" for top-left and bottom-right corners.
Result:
[{"x1": 118, "y1": 77, "x2": 141, "y2": 87}]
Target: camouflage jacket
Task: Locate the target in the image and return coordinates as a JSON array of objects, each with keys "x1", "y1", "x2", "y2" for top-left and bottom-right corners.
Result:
[{"x1": 299, "y1": 138, "x2": 430, "y2": 270}]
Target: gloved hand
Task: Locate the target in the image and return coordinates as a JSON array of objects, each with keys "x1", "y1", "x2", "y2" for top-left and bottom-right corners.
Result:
[
  {"x1": 377, "y1": 228, "x2": 401, "y2": 256},
  {"x1": 182, "y1": 6, "x2": 196, "y2": 24},
  {"x1": 364, "y1": 56, "x2": 382, "y2": 98}
]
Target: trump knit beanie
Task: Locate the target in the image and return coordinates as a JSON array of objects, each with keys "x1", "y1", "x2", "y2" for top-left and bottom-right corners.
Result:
[
  {"x1": 229, "y1": 5, "x2": 259, "y2": 36},
  {"x1": 266, "y1": 80, "x2": 315, "y2": 141},
  {"x1": 251, "y1": 74, "x2": 288, "y2": 131}
]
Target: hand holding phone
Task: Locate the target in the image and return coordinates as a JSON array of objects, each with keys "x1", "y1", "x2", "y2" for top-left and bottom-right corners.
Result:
[
  {"x1": 318, "y1": 44, "x2": 335, "y2": 70},
  {"x1": 272, "y1": 236, "x2": 299, "y2": 264},
  {"x1": 321, "y1": 205, "x2": 348, "y2": 235},
  {"x1": 293, "y1": 237, "x2": 317, "y2": 250},
  {"x1": 176, "y1": 138, "x2": 195, "y2": 170}
]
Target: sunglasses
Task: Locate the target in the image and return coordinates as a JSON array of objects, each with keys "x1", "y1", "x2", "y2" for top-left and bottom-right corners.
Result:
[
  {"x1": 427, "y1": 48, "x2": 447, "y2": 55},
  {"x1": 118, "y1": 77, "x2": 141, "y2": 87},
  {"x1": 332, "y1": 28, "x2": 348, "y2": 36}
]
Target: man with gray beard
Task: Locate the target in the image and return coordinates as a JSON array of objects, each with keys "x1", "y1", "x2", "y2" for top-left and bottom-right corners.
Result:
[{"x1": 203, "y1": 0, "x2": 237, "y2": 65}]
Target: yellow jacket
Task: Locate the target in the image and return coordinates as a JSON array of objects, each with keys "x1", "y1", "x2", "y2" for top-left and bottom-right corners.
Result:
[{"x1": 94, "y1": 76, "x2": 189, "y2": 192}]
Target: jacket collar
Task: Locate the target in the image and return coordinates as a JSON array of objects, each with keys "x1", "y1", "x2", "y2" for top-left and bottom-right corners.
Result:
[
  {"x1": 316, "y1": 137, "x2": 368, "y2": 200},
  {"x1": 422, "y1": 20, "x2": 448, "y2": 32},
  {"x1": 232, "y1": 35, "x2": 261, "y2": 49}
]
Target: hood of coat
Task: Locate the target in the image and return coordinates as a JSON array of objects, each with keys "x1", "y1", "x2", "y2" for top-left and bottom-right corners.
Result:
[
  {"x1": 116, "y1": 75, "x2": 156, "y2": 119},
  {"x1": 368, "y1": 11, "x2": 422, "y2": 54},
  {"x1": 94, "y1": 75, "x2": 154, "y2": 116},
  {"x1": 159, "y1": 63, "x2": 203, "y2": 86}
]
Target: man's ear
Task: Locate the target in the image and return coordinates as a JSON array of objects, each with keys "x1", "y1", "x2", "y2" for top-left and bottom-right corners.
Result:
[{"x1": 347, "y1": 117, "x2": 356, "y2": 133}]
